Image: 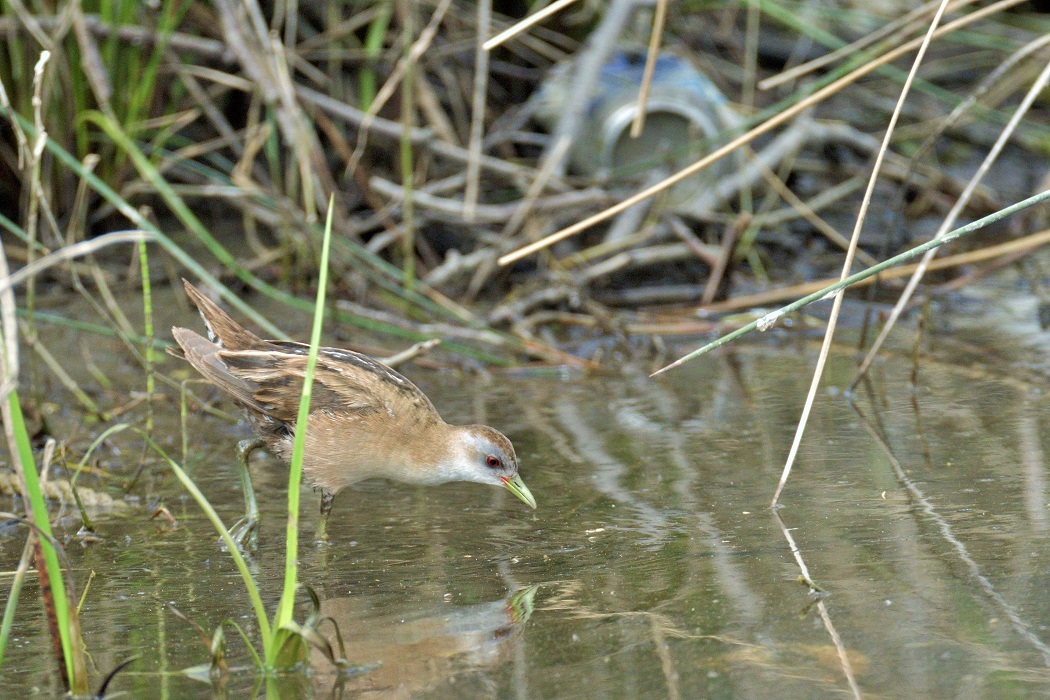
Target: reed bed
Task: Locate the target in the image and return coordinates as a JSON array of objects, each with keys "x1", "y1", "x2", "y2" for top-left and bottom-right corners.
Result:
[{"x1": 0, "y1": 1, "x2": 1045, "y2": 355}]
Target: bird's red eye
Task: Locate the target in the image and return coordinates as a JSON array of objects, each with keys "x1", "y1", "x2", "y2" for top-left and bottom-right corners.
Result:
[{"x1": 486, "y1": 455, "x2": 502, "y2": 469}]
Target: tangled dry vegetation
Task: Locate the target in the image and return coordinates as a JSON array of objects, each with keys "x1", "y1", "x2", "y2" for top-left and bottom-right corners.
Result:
[{"x1": 2, "y1": 0, "x2": 1050, "y2": 367}]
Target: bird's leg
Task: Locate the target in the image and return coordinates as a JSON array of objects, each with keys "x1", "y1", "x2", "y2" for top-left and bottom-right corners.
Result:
[
  {"x1": 314, "y1": 488, "x2": 334, "y2": 544},
  {"x1": 228, "y1": 437, "x2": 265, "y2": 551}
]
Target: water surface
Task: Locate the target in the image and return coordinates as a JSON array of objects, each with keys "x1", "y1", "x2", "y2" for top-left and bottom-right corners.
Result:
[{"x1": 3, "y1": 293, "x2": 1050, "y2": 698}]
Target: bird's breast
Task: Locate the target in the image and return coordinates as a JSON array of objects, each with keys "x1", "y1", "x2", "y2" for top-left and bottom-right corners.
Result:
[{"x1": 269, "y1": 409, "x2": 452, "y2": 493}]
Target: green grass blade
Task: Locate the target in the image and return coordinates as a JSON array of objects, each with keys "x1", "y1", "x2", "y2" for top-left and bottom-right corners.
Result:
[
  {"x1": 270, "y1": 197, "x2": 335, "y2": 664},
  {"x1": 138, "y1": 240, "x2": 155, "y2": 433},
  {"x1": 77, "y1": 424, "x2": 273, "y2": 660},
  {"x1": 0, "y1": 537, "x2": 31, "y2": 671},
  {"x1": 6, "y1": 389, "x2": 88, "y2": 692}
]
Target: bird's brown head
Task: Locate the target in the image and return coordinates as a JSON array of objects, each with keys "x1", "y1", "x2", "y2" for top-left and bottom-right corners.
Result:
[{"x1": 441, "y1": 425, "x2": 536, "y2": 509}]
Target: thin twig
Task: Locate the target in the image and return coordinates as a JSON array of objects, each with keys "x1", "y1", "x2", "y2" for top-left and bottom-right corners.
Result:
[
  {"x1": 700, "y1": 215, "x2": 745, "y2": 305},
  {"x1": 771, "y1": 511, "x2": 860, "y2": 697},
  {"x1": 463, "y1": 0, "x2": 493, "y2": 219},
  {"x1": 629, "y1": 0, "x2": 667, "y2": 138},
  {"x1": 380, "y1": 338, "x2": 442, "y2": 368},
  {"x1": 483, "y1": 0, "x2": 579, "y2": 51}
]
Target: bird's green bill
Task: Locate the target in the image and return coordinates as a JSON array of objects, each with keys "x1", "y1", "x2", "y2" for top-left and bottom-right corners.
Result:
[{"x1": 502, "y1": 474, "x2": 537, "y2": 509}]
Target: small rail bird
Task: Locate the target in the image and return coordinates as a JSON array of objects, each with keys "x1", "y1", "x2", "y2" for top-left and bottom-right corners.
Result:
[{"x1": 170, "y1": 280, "x2": 535, "y2": 545}]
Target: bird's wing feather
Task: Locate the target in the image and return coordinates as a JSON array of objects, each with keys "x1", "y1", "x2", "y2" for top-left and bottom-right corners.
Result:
[
  {"x1": 219, "y1": 346, "x2": 438, "y2": 423},
  {"x1": 181, "y1": 279, "x2": 267, "y2": 351},
  {"x1": 174, "y1": 324, "x2": 439, "y2": 424},
  {"x1": 171, "y1": 328, "x2": 262, "y2": 410}
]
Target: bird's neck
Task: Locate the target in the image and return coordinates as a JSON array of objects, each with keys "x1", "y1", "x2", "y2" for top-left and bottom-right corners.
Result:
[{"x1": 398, "y1": 423, "x2": 472, "y2": 485}]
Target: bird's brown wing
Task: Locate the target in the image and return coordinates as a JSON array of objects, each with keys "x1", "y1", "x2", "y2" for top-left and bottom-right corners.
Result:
[
  {"x1": 271, "y1": 342, "x2": 438, "y2": 411},
  {"x1": 215, "y1": 343, "x2": 439, "y2": 424}
]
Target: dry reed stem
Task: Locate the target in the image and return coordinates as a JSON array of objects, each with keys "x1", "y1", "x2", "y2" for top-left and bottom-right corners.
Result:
[
  {"x1": 770, "y1": 0, "x2": 952, "y2": 508},
  {"x1": 741, "y1": 0, "x2": 760, "y2": 109},
  {"x1": 771, "y1": 511, "x2": 861, "y2": 698},
  {"x1": 629, "y1": 0, "x2": 667, "y2": 138},
  {"x1": 0, "y1": 251, "x2": 25, "y2": 472},
  {"x1": 463, "y1": 0, "x2": 493, "y2": 219},
  {"x1": 482, "y1": 0, "x2": 579, "y2": 51},
  {"x1": 0, "y1": 231, "x2": 153, "y2": 293}
]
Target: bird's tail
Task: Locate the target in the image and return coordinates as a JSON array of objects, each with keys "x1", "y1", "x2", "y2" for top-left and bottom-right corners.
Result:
[{"x1": 178, "y1": 279, "x2": 265, "y2": 351}]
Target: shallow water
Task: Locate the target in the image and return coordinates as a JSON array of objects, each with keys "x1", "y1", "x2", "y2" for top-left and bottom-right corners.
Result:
[{"x1": 3, "y1": 286, "x2": 1050, "y2": 698}]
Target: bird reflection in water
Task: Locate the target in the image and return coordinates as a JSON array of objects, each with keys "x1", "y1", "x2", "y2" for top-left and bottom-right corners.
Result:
[{"x1": 312, "y1": 585, "x2": 538, "y2": 698}]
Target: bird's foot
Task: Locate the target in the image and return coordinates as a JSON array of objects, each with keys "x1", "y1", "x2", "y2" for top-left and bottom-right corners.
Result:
[
  {"x1": 313, "y1": 520, "x2": 332, "y2": 545},
  {"x1": 314, "y1": 489, "x2": 334, "y2": 545},
  {"x1": 225, "y1": 515, "x2": 259, "y2": 553}
]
